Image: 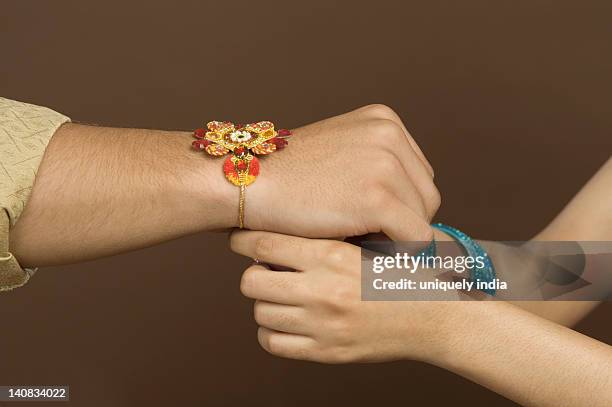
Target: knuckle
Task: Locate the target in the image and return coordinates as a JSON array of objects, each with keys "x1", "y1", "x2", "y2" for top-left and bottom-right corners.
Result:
[
  {"x1": 322, "y1": 346, "x2": 354, "y2": 364},
  {"x1": 270, "y1": 273, "x2": 295, "y2": 293},
  {"x1": 255, "y1": 303, "x2": 299, "y2": 331},
  {"x1": 322, "y1": 241, "x2": 350, "y2": 266},
  {"x1": 324, "y1": 285, "x2": 355, "y2": 310},
  {"x1": 369, "y1": 119, "x2": 404, "y2": 142},
  {"x1": 327, "y1": 317, "x2": 351, "y2": 337},
  {"x1": 254, "y1": 236, "x2": 274, "y2": 258},
  {"x1": 334, "y1": 285, "x2": 356, "y2": 304},
  {"x1": 285, "y1": 238, "x2": 305, "y2": 260},
  {"x1": 373, "y1": 154, "x2": 400, "y2": 175},
  {"x1": 361, "y1": 103, "x2": 398, "y2": 120},
  {"x1": 291, "y1": 345, "x2": 312, "y2": 361},
  {"x1": 276, "y1": 312, "x2": 298, "y2": 329}
]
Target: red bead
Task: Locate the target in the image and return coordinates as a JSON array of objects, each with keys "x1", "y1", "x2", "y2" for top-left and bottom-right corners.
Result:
[
  {"x1": 194, "y1": 128, "x2": 206, "y2": 139},
  {"x1": 234, "y1": 147, "x2": 246, "y2": 155},
  {"x1": 236, "y1": 161, "x2": 248, "y2": 171},
  {"x1": 191, "y1": 140, "x2": 209, "y2": 150},
  {"x1": 270, "y1": 137, "x2": 288, "y2": 149},
  {"x1": 249, "y1": 156, "x2": 260, "y2": 176},
  {"x1": 277, "y1": 129, "x2": 292, "y2": 137}
]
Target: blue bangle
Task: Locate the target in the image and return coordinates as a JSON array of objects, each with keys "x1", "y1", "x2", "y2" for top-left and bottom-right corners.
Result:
[{"x1": 431, "y1": 223, "x2": 496, "y2": 295}]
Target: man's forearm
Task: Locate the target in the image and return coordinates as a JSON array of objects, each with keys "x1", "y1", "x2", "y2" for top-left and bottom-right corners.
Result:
[
  {"x1": 8, "y1": 105, "x2": 441, "y2": 268},
  {"x1": 9, "y1": 123, "x2": 236, "y2": 267}
]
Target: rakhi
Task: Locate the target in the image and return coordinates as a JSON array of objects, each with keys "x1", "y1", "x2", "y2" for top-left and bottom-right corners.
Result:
[{"x1": 192, "y1": 121, "x2": 292, "y2": 228}]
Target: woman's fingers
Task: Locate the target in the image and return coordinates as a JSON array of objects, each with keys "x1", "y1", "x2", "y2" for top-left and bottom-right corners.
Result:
[
  {"x1": 257, "y1": 327, "x2": 317, "y2": 361},
  {"x1": 240, "y1": 264, "x2": 306, "y2": 305},
  {"x1": 254, "y1": 300, "x2": 310, "y2": 335},
  {"x1": 231, "y1": 230, "x2": 321, "y2": 270}
]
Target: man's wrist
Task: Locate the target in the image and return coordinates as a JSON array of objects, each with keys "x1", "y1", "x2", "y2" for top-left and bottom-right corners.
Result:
[{"x1": 178, "y1": 130, "x2": 239, "y2": 230}]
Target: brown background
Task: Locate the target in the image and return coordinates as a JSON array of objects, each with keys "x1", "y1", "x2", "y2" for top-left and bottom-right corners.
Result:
[{"x1": 1, "y1": 1, "x2": 611, "y2": 406}]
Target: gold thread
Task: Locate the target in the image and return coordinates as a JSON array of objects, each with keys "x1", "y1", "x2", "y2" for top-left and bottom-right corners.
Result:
[
  {"x1": 196, "y1": 121, "x2": 291, "y2": 229},
  {"x1": 239, "y1": 184, "x2": 246, "y2": 228}
]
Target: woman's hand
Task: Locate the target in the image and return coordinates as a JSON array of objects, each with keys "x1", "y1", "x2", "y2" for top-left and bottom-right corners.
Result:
[
  {"x1": 230, "y1": 229, "x2": 456, "y2": 364},
  {"x1": 241, "y1": 104, "x2": 440, "y2": 242},
  {"x1": 231, "y1": 230, "x2": 612, "y2": 407}
]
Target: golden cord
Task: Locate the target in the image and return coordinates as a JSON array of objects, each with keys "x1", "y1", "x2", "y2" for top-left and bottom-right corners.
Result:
[{"x1": 239, "y1": 184, "x2": 246, "y2": 229}]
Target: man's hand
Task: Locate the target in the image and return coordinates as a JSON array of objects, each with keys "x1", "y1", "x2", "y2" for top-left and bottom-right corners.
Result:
[
  {"x1": 10, "y1": 104, "x2": 437, "y2": 267},
  {"x1": 245, "y1": 105, "x2": 439, "y2": 242}
]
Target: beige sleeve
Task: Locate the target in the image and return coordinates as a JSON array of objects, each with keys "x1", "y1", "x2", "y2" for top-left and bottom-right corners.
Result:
[{"x1": 0, "y1": 97, "x2": 70, "y2": 291}]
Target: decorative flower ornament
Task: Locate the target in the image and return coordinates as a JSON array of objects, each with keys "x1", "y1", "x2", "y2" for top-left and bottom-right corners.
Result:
[
  {"x1": 191, "y1": 121, "x2": 291, "y2": 187},
  {"x1": 229, "y1": 130, "x2": 252, "y2": 143}
]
